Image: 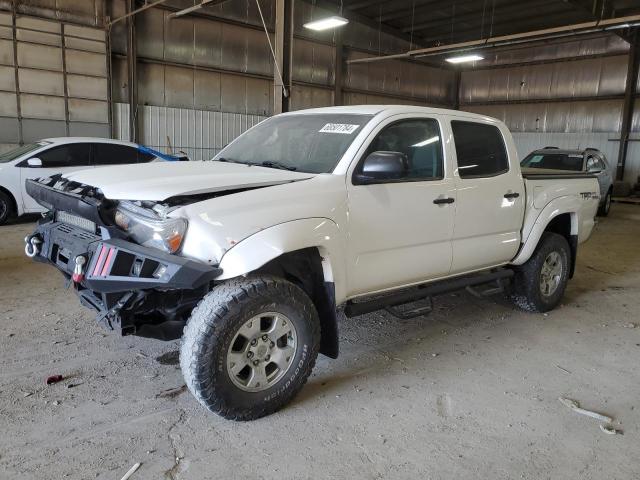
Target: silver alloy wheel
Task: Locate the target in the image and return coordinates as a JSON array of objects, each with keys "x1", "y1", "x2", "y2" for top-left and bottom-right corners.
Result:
[
  {"x1": 0, "y1": 199, "x2": 6, "y2": 219},
  {"x1": 605, "y1": 193, "x2": 611, "y2": 212},
  {"x1": 539, "y1": 251, "x2": 563, "y2": 297},
  {"x1": 226, "y1": 312, "x2": 297, "y2": 392}
]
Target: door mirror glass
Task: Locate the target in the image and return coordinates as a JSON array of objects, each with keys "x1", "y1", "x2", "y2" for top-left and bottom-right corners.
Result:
[
  {"x1": 354, "y1": 151, "x2": 408, "y2": 184},
  {"x1": 27, "y1": 157, "x2": 42, "y2": 168}
]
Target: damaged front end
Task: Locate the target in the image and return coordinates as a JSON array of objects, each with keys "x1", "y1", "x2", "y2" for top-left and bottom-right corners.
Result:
[{"x1": 25, "y1": 175, "x2": 222, "y2": 340}]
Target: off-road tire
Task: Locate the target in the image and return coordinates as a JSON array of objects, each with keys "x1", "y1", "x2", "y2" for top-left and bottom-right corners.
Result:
[
  {"x1": 510, "y1": 232, "x2": 570, "y2": 313},
  {"x1": 598, "y1": 189, "x2": 612, "y2": 217},
  {"x1": 0, "y1": 190, "x2": 14, "y2": 225},
  {"x1": 180, "y1": 275, "x2": 321, "y2": 421}
]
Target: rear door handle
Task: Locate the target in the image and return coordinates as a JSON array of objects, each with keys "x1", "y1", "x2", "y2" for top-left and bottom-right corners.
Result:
[
  {"x1": 504, "y1": 192, "x2": 520, "y2": 199},
  {"x1": 433, "y1": 197, "x2": 455, "y2": 205}
]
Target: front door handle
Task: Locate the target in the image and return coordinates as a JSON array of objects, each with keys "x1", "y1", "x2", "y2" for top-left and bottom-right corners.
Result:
[
  {"x1": 433, "y1": 197, "x2": 455, "y2": 205},
  {"x1": 504, "y1": 192, "x2": 520, "y2": 199}
]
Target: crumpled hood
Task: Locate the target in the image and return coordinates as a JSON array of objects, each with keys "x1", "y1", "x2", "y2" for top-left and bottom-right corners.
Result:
[{"x1": 63, "y1": 161, "x2": 315, "y2": 201}]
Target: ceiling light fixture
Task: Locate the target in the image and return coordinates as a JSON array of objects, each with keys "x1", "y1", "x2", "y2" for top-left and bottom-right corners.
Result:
[
  {"x1": 304, "y1": 15, "x2": 349, "y2": 31},
  {"x1": 170, "y1": 0, "x2": 218, "y2": 18},
  {"x1": 445, "y1": 54, "x2": 484, "y2": 64}
]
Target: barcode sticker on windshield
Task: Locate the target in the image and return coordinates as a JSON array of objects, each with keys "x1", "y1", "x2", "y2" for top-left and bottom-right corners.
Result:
[{"x1": 319, "y1": 123, "x2": 360, "y2": 134}]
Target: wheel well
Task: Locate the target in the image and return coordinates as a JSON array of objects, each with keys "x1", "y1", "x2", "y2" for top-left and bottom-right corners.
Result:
[
  {"x1": 544, "y1": 213, "x2": 577, "y2": 278},
  {"x1": 255, "y1": 248, "x2": 339, "y2": 359},
  {"x1": 0, "y1": 186, "x2": 17, "y2": 215}
]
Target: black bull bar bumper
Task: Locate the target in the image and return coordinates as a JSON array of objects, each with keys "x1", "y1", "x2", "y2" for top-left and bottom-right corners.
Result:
[
  {"x1": 25, "y1": 176, "x2": 222, "y2": 340},
  {"x1": 29, "y1": 221, "x2": 221, "y2": 294},
  {"x1": 27, "y1": 220, "x2": 222, "y2": 340}
]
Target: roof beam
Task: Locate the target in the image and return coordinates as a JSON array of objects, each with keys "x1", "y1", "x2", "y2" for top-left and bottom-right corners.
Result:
[
  {"x1": 564, "y1": 0, "x2": 631, "y2": 42},
  {"x1": 416, "y1": 10, "x2": 584, "y2": 44},
  {"x1": 310, "y1": 0, "x2": 429, "y2": 48},
  {"x1": 380, "y1": 0, "x2": 478, "y2": 23},
  {"x1": 403, "y1": 0, "x2": 563, "y2": 33}
]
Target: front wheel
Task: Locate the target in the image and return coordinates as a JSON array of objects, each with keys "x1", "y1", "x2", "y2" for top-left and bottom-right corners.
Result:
[
  {"x1": 180, "y1": 275, "x2": 320, "y2": 420},
  {"x1": 510, "y1": 232, "x2": 570, "y2": 313}
]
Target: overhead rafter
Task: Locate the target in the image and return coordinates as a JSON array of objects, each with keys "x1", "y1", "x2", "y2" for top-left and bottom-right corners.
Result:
[
  {"x1": 403, "y1": 0, "x2": 563, "y2": 33},
  {"x1": 417, "y1": 10, "x2": 584, "y2": 44},
  {"x1": 564, "y1": 0, "x2": 632, "y2": 42},
  {"x1": 380, "y1": 0, "x2": 479, "y2": 23},
  {"x1": 310, "y1": 0, "x2": 429, "y2": 48},
  {"x1": 347, "y1": 13, "x2": 640, "y2": 64}
]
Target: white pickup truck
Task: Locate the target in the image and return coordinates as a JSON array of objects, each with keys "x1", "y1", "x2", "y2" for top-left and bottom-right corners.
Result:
[{"x1": 25, "y1": 106, "x2": 600, "y2": 420}]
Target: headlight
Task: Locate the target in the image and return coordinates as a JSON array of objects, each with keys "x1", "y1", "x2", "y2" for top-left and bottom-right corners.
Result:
[{"x1": 115, "y1": 201, "x2": 187, "y2": 254}]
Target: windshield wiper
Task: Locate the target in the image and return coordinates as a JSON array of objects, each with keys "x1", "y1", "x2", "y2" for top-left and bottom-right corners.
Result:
[
  {"x1": 216, "y1": 157, "x2": 246, "y2": 164},
  {"x1": 258, "y1": 161, "x2": 297, "y2": 171}
]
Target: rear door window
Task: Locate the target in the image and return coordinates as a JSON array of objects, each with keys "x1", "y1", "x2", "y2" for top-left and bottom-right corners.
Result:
[
  {"x1": 451, "y1": 121, "x2": 508, "y2": 178},
  {"x1": 36, "y1": 143, "x2": 92, "y2": 168},
  {"x1": 93, "y1": 143, "x2": 139, "y2": 165}
]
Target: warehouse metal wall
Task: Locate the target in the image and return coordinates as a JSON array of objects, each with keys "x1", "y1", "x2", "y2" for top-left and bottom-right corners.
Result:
[
  {"x1": 0, "y1": 7, "x2": 109, "y2": 150},
  {"x1": 460, "y1": 35, "x2": 640, "y2": 182},
  {"x1": 0, "y1": 0, "x2": 456, "y2": 160},
  {"x1": 108, "y1": 0, "x2": 456, "y2": 157}
]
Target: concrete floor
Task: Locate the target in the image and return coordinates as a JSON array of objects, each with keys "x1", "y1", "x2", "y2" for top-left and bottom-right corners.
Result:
[{"x1": 1, "y1": 206, "x2": 639, "y2": 480}]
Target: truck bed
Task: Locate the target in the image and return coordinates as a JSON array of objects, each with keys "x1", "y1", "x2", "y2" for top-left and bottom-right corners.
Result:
[{"x1": 521, "y1": 167, "x2": 597, "y2": 180}]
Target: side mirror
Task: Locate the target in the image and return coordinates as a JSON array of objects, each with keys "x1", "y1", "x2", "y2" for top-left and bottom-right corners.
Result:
[
  {"x1": 27, "y1": 157, "x2": 42, "y2": 168},
  {"x1": 353, "y1": 151, "x2": 408, "y2": 185}
]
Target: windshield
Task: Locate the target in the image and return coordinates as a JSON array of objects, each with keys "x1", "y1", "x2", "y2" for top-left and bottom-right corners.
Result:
[
  {"x1": 0, "y1": 142, "x2": 48, "y2": 163},
  {"x1": 521, "y1": 153, "x2": 584, "y2": 171},
  {"x1": 212, "y1": 114, "x2": 372, "y2": 173}
]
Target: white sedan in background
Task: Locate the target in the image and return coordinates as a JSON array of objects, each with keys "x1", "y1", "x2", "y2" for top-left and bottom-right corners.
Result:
[{"x1": 0, "y1": 137, "x2": 182, "y2": 225}]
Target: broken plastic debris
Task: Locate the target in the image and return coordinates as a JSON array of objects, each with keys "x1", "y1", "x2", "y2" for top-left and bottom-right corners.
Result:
[
  {"x1": 600, "y1": 424, "x2": 623, "y2": 435},
  {"x1": 558, "y1": 397, "x2": 613, "y2": 423},
  {"x1": 119, "y1": 462, "x2": 141, "y2": 480},
  {"x1": 45, "y1": 374, "x2": 63, "y2": 385}
]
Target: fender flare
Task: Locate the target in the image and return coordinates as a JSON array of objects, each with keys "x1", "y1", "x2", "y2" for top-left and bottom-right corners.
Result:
[
  {"x1": 511, "y1": 196, "x2": 579, "y2": 266},
  {"x1": 217, "y1": 217, "x2": 348, "y2": 303}
]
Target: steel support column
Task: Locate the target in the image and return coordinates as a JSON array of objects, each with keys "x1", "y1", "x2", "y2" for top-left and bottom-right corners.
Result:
[
  {"x1": 274, "y1": 0, "x2": 293, "y2": 114},
  {"x1": 617, "y1": 30, "x2": 639, "y2": 181},
  {"x1": 452, "y1": 70, "x2": 461, "y2": 110},
  {"x1": 334, "y1": 29, "x2": 343, "y2": 106},
  {"x1": 126, "y1": 0, "x2": 138, "y2": 142}
]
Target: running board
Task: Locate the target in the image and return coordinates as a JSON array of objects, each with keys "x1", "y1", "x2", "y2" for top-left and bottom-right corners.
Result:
[{"x1": 344, "y1": 269, "x2": 514, "y2": 318}]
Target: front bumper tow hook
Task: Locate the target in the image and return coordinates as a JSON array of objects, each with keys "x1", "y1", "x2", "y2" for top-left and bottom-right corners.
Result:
[
  {"x1": 24, "y1": 235, "x2": 42, "y2": 258},
  {"x1": 72, "y1": 255, "x2": 87, "y2": 283}
]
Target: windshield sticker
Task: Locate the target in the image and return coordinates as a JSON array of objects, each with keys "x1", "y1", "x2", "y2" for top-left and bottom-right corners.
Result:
[{"x1": 319, "y1": 123, "x2": 360, "y2": 134}]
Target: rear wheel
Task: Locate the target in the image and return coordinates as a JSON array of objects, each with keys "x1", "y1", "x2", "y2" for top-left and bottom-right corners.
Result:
[
  {"x1": 180, "y1": 275, "x2": 320, "y2": 420},
  {"x1": 598, "y1": 189, "x2": 612, "y2": 216},
  {"x1": 511, "y1": 232, "x2": 570, "y2": 313},
  {"x1": 0, "y1": 191, "x2": 15, "y2": 226}
]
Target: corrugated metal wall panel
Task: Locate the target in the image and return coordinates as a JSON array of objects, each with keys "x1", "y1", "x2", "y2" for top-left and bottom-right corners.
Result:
[
  {"x1": 460, "y1": 55, "x2": 628, "y2": 103},
  {"x1": 483, "y1": 35, "x2": 629, "y2": 67},
  {"x1": 463, "y1": 99, "x2": 623, "y2": 133},
  {"x1": 114, "y1": 102, "x2": 266, "y2": 161},
  {"x1": 625, "y1": 138, "x2": 640, "y2": 184},
  {"x1": 345, "y1": 50, "x2": 455, "y2": 105}
]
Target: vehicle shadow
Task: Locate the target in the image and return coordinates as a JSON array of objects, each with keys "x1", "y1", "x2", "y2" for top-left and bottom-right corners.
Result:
[{"x1": 291, "y1": 291, "x2": 518, "y2": 407}]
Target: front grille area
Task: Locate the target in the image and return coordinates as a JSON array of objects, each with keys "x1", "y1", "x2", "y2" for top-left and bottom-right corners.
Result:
[
  {"x1": 56, "y1": 211, "x2": 97, "y2": 234},
  {"x1": 56, "y1": 222, "x2": 99, "y2": 241}
]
